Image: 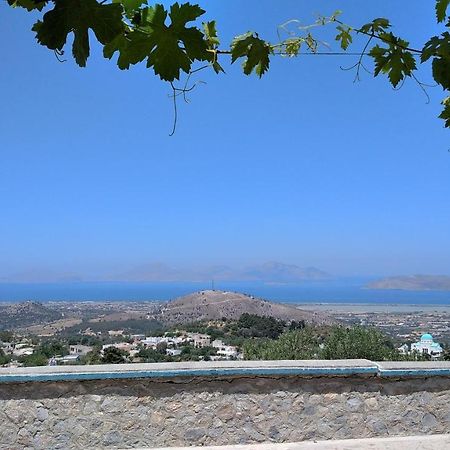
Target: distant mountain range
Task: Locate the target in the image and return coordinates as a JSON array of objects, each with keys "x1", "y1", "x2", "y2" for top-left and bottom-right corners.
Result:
[
  {"x1": 113, "y1": 261, "x2": 331, "y2": 283},
  {"x1": 367, "y1": 275, "x2": 450, "y2": 291},
  {"x1": 1, "y1": 261, "x2": 331, "y2": 284}
]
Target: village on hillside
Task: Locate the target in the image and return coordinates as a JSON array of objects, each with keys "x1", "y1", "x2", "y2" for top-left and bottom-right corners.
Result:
[{"x1": 1, "y1": 291, "x2": 448, "y2": 367}]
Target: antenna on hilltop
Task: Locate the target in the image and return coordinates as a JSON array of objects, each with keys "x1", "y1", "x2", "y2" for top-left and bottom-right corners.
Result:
[{"x1": 211, "y1": 279, "x2": 215, "y2": 291}]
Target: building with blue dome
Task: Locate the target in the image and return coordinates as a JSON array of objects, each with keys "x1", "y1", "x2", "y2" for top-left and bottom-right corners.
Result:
[{"x1": 410, "y1": 333, "x2": 443, "y2": 359}]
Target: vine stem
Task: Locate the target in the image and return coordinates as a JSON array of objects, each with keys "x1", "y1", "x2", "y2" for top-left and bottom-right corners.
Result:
[
  {"x1": 215, "y1": 50, "x2": 371, "y2": 56},
  {"x1": 333, "y1": 19, "x2": 424, "y2": 55}
]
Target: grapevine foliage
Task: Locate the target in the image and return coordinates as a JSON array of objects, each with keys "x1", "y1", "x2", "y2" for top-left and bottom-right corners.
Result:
[
  {"x1": 231, "y1": 33, "x2": 271, "y2": 77},
  {"x1": 7, "y1": 0, "x2": 450, "y2": 128},
  {"x1": 369, "y1": 35, "x2": 417, "y2": 87},
  {"x1": 32, "y1": 0, "x2": 124, "y2": 67},
  {"x1": 335, "y1": 25, "x2": 352, "y2": 50}
]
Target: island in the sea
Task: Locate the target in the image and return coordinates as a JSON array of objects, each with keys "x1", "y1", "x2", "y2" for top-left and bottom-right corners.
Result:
[{"x1": 367, "y1": 274, "x2": 450, "y2": 291}]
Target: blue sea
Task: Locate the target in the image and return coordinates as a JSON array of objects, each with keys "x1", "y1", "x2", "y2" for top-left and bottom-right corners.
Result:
[{"x1": 0, "y1": 280, "x2": 449, "y2": 305}]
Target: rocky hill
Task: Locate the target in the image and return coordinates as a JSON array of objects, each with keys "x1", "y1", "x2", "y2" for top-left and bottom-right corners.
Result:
[
  {"x1": 367, "y1": 275, "x2": 450, "y2": 291},
  {"x1": 0, "y1": 301, "x2": 63, "y2": 330},
  {"x1": 157, "y1": 290, "x2": 334, "y2": 325}
]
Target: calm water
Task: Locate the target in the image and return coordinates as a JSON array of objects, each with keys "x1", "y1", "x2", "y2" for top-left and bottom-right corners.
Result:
[{"x1": 0, "y1": 281, "x2": 449, "y2": 305}]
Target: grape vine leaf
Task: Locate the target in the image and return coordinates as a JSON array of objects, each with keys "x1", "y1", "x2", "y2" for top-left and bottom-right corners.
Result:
[
  {"x1": 169, "y1": 2, "x2": 204, "y2": 29},
  {"x1": 138, "y1": 3, "x2": 208, "y2": 81},
  {"x1": 360, "y1": 18, "x2": 390, "y2": 35},
  {"x1": 112, "y1": 0, "x2": 147, "y2": 15},
  {"x1": 202, "y1": 20, "x2": 224, "y2": 73},
  {"x1": 231, "y1": 32, "x2": 271, "y2": 77},
  {"x1": 103, "y1": 6, "x2": 162, "y2": 72},
  {"x1": 203, "y1": 21, "x2": 220, "y2": 48},
  {"x1": 432, "y1": 57, "x2": 450, "y2": 90},
  {"x1": 421, "y1": 32, "x2": 450, "y2": 62},
  {"x1": 335, "y1": 25, "x2": 352, "y2": 50},
  {"x1": 104, "y1": 31, "x2": 154, "y2": 69},
  {"x1": 369, "y1": 34, "x2": 417, "y2": 87},
  {"x1": 436, "y1": 0, "x2": 450, "y2": 23},
  {"x1": 7, "y1": 0, "x2": 47, "y2": 11},
  {"x1": 32, "y1": 0, "x2": 124, "y2": 67},
  {"x1": 439, "y1": 97, "x2": 450, "y2": 127}
]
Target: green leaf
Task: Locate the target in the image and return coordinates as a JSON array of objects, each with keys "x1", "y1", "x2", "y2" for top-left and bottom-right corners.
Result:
[
  {"x1": 231, "y1": 32, "x2": 271, "y2": 77},
  {"x1": 284, "y1": 38, "x2": 301, "y2": 57},
  {"x1": 330, "y1": 10, "x2": 342, "y2": 20},
  {"x1": 180, "y1": 27, "x2": 208, "y2": 60},
  {"x1": 140, "y1": 3, "x2": 168, "y2": 29},
  {"x1": 439, "y1": 96, "x2": 450, "y2": 127},
  {"x1": 203, "y1": 21, "x2": 219, "y2": 48},
  {"x1": 432, "y1": 57, "x2": 450, "y2": 89},
  {"x1": 436, "y1": 0, "x2": 450, "y2": 23},
  {"x1": 360, "y1": 18, "x2": 391, "y2": 35},
  {"x1": 105, "y1": 3, "x2": 208, "y2": 80},
  {"x1": 33, "y1": 0, "x2": 124, "y2": 67},
  {"x1": 335, "y1": 25, "x2": 352, "y2": 50},
  {"x1": 369, "y1": 34, "x2": 417, "y2": 87},
  {"x1": 113, "y1": 0, "x2": 147, "y2": 15},
  {"x1": 72, "y1": 28, "x2": 90, "y2": 67},
  {"x1": 147, "y1": 33, "x2": 192, "y2": 80},
  {"x1": 211, "y1": 60, "x2": 225, "y2": 74},
  {"x1": 7, "y1": 0, "x2": 47, "y2": 11},
  {"x1": 136, "y1": 3, "x2": 209, "y2": 81},
  {"x1": 103, "y1": 34, "x2": 130, "y2": 68},
  {"x1": 103, "y1": 31, "x2": 154, "y2": 70},
  {"x1": 169, "y1": 2, "x2": 205, "y2": 30},
  {"x1": 421, "y1": 32, "x2": 450, "y2": 62}
]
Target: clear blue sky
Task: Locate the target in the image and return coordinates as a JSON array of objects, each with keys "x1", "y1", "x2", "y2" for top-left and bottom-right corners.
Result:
[{"x1": 1, "y1": 0, "x2": 449, "y2": 281}]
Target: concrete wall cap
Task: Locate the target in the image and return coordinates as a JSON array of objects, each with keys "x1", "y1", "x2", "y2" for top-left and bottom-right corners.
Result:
[{"x1": 2, "y1": 359, "x2": 450, "y2": 383}]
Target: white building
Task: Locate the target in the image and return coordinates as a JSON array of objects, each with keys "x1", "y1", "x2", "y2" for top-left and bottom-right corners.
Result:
[
  {"x1": 0, "y1": 342, "x2": 14, "y2": 353},
  {"x1": 188, "y1": 333, "x2": 211, "y2": 348},
  {"x1": 69, "y1": 345, "x2": 93, "y2": 356},
  {"x1": 411, "y1": 333, "x2": 443, "y2": 359},
  {"x1": 211, "y1": 339, "x2": 239, "y2": 359},
  {"x1": 166, "y1": 348, "x2": 182, "y2": 356},
  {"x1": 12, "y1": 347, "x2": 34, "y2": 357},
  {"x1": 397, "y1": 344, "x2": 409, "y2": 355},
  {"x1": 131, "y1": 334, "x2": 145, "y2": 342},
  {"x1": 141, "y1": 337, "x2": 168, "y2": 348},
  {"x1": 108, "y1": 330, "x2": 124, "y2": 337}
]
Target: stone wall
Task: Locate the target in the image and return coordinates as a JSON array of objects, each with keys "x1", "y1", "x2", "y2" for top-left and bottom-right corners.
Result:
[{"x1": 1, "y1": 361, "x2": 450, "y2": 449}]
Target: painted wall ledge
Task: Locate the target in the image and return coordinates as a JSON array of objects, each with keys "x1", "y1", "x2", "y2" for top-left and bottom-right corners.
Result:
[
  {"x1": 141, "y1": 434, "x2": 450, "y2": 450},
  {"x1": 2, "y1": 359, "x2": 450, "y2": 383}
]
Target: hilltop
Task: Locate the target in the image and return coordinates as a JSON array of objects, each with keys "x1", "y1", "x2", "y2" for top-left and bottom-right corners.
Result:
[
  {"x1": 367, "y1": 275, "x2": 450, "y2": 291},
  {"x1": 0, "y1": 301, "x2": 63, "y2": 330},
  {"x1": 157, "y1": 290, "x2": 334, "y2": 325}
]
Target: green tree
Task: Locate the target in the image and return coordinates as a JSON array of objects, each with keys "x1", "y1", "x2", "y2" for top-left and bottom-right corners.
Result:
[
  {"x1": 82, "y1": 348, "x2": 103, "y2": 365},
  {"x1": 37, "y1": 341, "x2": 69, "y2": 358},
  {"x1": 243, "y1": 328, "x2": 319, "y2": 360},
  {"x1": 101, "y1": 346, "x2": 129, "y2": 364},
  {"x1": 237, "y1": 313, "x2": 285, "y2": 339},
  {"x1": 19, "y1": 352, "x2": 49, "y2": 367},
  {"x1": 156, "y1": 341, "x2": 168, "y2": 354},
  {"x1": 0, "y1": 331, "x2": 14, "y2": 343},
  {"x1": 137, "y1": 347, "x2": 168, "y2": 362},
  {"x1": 7, "y1": 0, "x2": 450, "y2": 127},
  {"x1": 289, "y1": 320, "x2": 305, "y2": 331},
  {"x1": 0, "y1": 349, "x2": 10, "y2": 366},
  {"x1": 320, "y1": 326, "x2": 395, "y2": 361}
]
